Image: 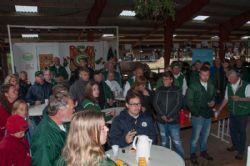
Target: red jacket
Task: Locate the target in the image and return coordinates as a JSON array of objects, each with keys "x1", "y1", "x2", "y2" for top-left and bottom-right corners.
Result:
[
  {"x1": 0, "y1": 103, "x2": 11, "y2": 141},
  {"x1": 0, "y1": 135, "x2": 31, "y2": 166}
]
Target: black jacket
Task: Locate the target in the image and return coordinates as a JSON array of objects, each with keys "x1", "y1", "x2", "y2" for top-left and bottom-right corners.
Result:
[
  {"x1": 153, "y1": 85, "x2": 182, "y2": 124},
  {"x1": 25, "y1": 81, "x2": 52, "y2": 105}
]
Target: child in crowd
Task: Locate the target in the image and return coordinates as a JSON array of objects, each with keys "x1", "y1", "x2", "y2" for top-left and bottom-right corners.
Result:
[
  {"x1": 12, "y1": 99, "x2": 36, "y2": 143},
  {"x1": 0, "y1": 115, "x2": 31, "y2": 166}
]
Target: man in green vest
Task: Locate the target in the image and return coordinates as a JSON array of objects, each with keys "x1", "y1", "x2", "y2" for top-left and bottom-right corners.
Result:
[
  {"x1": 49, "y1": 57, "x2": 69, "y2": 81},
  {"x1": 218, "y1": 69, "x2": 250, "y2": 160},
  {"x1": 156, "y1": 61, "x2": 187, "y2": 96},
  {"x1": 31, "y1": 91, "x2": 75, "y2": 166},
  {"x1": 187, "y1": 66, "x2": 215, "y2": 165}
]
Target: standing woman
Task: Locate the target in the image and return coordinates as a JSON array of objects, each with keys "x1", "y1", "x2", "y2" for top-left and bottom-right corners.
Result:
[
  {"x1": 153, "y1": 71, "x2": 184, "y2": 158},
  {"x1": 57, "y1": 111, "x2": 116, "y2": 166},
  {"x1": 0, "y1": 84, "x2": 18, "y2": 141},
  {"x1": 130, "y1": 76, "x2": 155, "y2": 118}
]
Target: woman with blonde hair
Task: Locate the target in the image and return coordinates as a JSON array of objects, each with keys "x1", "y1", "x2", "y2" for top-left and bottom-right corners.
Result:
[
  {"x1": 56, "y1": 111, "x2": 115, "y2": 166},
  {"x1": 4, "y1": 74, "x2": 19, "y2": 91}
]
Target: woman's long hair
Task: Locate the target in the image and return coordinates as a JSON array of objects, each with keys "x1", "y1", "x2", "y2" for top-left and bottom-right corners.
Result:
[
  {"x1": 0, "y1": 84, "x2": 15, "y2": 114},
  {"x1": 62, "y1": 111, "x2": 105, "y2": 166},
  {"x1": 84, "y1": 81, "x2": 99, "y2": 102}
]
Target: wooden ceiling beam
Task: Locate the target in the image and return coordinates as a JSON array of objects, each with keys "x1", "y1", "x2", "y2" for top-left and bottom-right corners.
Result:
[{"x1": 76, "y1": 0, "x2": 107, "y2": 41}]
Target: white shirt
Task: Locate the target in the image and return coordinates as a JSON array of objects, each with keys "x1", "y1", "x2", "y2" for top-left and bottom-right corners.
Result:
[
  {"x1": 58, "y1": 124, "x2": 66, "y2": 132},
  {"x1": 174, "y1": 73, "x2": 188, "y2": 96},
  {"x1": 105, "y1": 80, "x2": 123, "y2": 93},
  {"x1": 200, "y1": 80, "x2": 208, "y2": 91},
  {"x1": 224, "y1": 79, "x2": 250, "y2": 100}
]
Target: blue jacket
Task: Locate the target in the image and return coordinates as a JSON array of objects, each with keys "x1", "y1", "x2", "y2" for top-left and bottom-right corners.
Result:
[
  {"x1": 109, "y1": 109, "x2": 157, "y2": 147},
  {"x1": 25, "y1": 82, "x2": 52, "y2": 105}
]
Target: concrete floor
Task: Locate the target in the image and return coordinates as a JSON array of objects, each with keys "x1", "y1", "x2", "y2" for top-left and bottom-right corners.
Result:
[{"x1": 180, "y1": 117, "x2": 250, "y2": 166}]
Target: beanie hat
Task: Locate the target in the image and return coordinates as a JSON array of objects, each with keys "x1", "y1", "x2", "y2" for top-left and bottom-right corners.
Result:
[{"x1": 6, "y1": 115, "x2": 28, "y2": 134}]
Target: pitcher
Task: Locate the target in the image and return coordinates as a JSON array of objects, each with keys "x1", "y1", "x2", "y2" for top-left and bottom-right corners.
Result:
[{"x1": 132, "y1": 135, "x2": 152, "y2": 163}]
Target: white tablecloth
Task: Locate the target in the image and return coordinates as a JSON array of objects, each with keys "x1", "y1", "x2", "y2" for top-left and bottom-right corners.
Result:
[
  {"x1": 29, "y1": 104, "x2": 47, "y2": 116},
  {"x1": 106, "y1": 145, "x2": 185, "y2": 166},
  {"x1": 101, "y1": 107, "x2": 124, "y2": 124}
]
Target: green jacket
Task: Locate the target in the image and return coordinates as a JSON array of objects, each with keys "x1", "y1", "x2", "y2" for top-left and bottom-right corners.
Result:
[
  {"x1": 31, "y1": 116, "x2": 68, "y2": 166},
  {"x1": 227, "y1": 80, "x2": 250, "y2": 116},
  {"x1": 56, "y1": 156, "x2": 116, "y2": 166},
  {"x1": 187, "y1": 80, "x2": 215, "y2": 118},
  {"x1": 190, "y1": 71, "x2": 200, "y2": 83},
  {"x1": 49, "y1": 65, "x2": 68, "y2": 80},
  {"x1": 81, "y1": 99, "x2": 112, "y2": 122}
]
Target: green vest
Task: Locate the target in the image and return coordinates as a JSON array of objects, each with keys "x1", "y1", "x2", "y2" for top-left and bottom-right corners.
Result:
[
  {"x1": 227, "y1": 80, "x2": 250, "y2": 116},
  {"x1": 127, "y1": 76, "x2": 135, "y2": 86},
  {"x1": 174, "y1": 74, "x2": 184, "y2": 88}
]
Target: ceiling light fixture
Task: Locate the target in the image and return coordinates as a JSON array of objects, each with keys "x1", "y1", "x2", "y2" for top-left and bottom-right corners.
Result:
[
  {"x1": 193, "y1": 15, "x2": 209, "y2": 21},
  {"x1": 173, "y1": 34, "x2": 177, "y2": 37},
  {"x1": 15, "y1": 5, "x2": 38, "y2": 13},
  {"x1": 119, "y1": 10, "x2": 136, "y2": 17},
  {"x1": 102, "y1": 34, "x2": 114, "y2": 37},
  {"x1": 21, "y1": 34, "x2": 39, "y2": 38},
  {"x1": 241, "y1": 36, "x2": 250, "y2": 39},
  {"x1": 246, "y1": 21, "x2": 250, "y2": 24}
]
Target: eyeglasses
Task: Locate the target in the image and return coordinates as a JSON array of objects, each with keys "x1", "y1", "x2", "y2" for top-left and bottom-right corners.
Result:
[{"x1": 128, "y1": 103, "x2": 142, "y2": 107}]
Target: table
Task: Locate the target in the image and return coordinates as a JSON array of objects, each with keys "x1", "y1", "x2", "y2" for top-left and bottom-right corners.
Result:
[
  {"x1": 106, "y1": 145, "x2": 185, "y2": 166},
  {"x1": 101, "y1": 107, "x2": 125, "y2": 124},
  {"x1": 29, "y1": 104, "x2": 47, "y2": 116}
]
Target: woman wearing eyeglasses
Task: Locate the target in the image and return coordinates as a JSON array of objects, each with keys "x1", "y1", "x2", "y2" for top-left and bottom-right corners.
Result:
[
  {"x1": 109, "y1": 91, "x2": 157, "y2": 148},
  {"x1": 56, "y1": 111, "x2": 115, "y2": 166}
]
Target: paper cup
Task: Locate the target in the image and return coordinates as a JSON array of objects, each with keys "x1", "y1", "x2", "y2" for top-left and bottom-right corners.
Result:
[
  {"x1": 112, "y1": 145, "x2": 119, "y2": 159},
  {"x1": 45, "y1": 99, "x2": 49, "y2": 105}
]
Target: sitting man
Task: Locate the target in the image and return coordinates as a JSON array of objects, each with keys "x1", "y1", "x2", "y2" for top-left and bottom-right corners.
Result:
[
  {"x1": 31, "y1": 91, "x2": 75, "y2": 166},
  {"x1": 25, "y1": 71, "x2": 52, "y2": 106},
  {"x1": 109, "y1": 91, "x2": 157, "y2": 147}
]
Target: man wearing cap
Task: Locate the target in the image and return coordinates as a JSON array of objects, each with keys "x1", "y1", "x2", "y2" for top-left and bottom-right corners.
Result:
[
  {"x1": 31, "y1": 91, "x2": 75, "y2": 166},
  {"x1": 25, "y1": 71, "x2": 53, "y2": 106},
  {"x1": 156, "y1": 61, "x2": 187, "y2": 96},
  {"x1": 0, "y1": 115, "x2": 31, "y2": 166},
  {"x1": 218, "y1": 69, "x2": 250, "y2": 160}
]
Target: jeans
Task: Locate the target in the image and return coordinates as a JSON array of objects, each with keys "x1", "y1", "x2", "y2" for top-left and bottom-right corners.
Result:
[
  {"x1": 190, "y1": 116, "x2": 211, "y2": 155},
  {"x1": 158, "y1": 122, "x2": 184, "y2": 158},
  {"x1": 229, "y1": 115, "x2": 248, "y2": 154}
]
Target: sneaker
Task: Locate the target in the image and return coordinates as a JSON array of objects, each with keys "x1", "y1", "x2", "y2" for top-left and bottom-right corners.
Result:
[
  {"x1": 200, "y1": 151, "x2": 213, "y2": 160},
  {"x1": 226, "y1": 146, "x2": 236, "y2": 152},
  {"x1": 190, "y1": 153, "x2": 199, "y2": 165},
  {"x1": 235, "y1": 153, "x2": 244, "y2": 160}
]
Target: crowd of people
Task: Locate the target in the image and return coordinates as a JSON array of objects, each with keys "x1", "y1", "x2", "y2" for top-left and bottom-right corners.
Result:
[{"x1": 0, "y1": 55, "x2": 249, "y2": 165}]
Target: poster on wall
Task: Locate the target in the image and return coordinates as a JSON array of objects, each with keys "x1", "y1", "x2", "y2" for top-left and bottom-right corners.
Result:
[
  {"x1": 39, "y1": 54, "x2": 54, "y2": 70},
  {"x1": 69, "y1": 45, "x2": 96, "y2": 71},
  {"x1": 192, "y1": 48, "x2": 213, "y2": 65}
]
